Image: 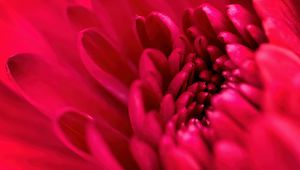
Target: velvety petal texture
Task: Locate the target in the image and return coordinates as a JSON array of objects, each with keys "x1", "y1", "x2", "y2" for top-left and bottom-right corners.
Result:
[{"x1": 2, "y1": 0, "x2": 300, "y2": 169}]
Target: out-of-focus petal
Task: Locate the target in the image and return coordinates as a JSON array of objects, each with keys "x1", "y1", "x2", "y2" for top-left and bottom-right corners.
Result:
[
  {"x1": 87, "y1": 120, "x2": 139, "y2": 170},
  {"x1": 249, "y1": 114, "x2": 300, "y2": 170},
  {"x1": 7, "y1": 53, "x2": 131, "y2": 136},
  {"x1": 91, "y1": 0, "x2": 142, "y2": 65},
  {"x1": 214, "y1": 141, "x2": 251, "y2": 170},
  {"x1": 254, "y1": 0, "x2": 300, "y2": 55},
  {"x1": 0, "y1": 82, "x2": 95, "y2": 169},
  {"x1": 256, "y1": 45, "x2": 300, "y2": 118},
  {"x1": 79, "y1": 28, "x2": 137, "y2": 104},
  {"x1": 67, "y1": 5, "x2": 101, "y2": 31}
]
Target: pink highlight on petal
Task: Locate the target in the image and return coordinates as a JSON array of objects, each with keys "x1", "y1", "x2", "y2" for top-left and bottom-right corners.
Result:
[
  {"x1": 208, "y1": 111, "x2": 246, "y2": 144},
  {"x1": 227, "y1": 4, "x2": 259, "y2": 47},
  {"x1": 212, "y1": 89, "x2": 259, "y2": 128},
  {"x1": 226, "y1": 44, "x2": 254, "y2": 67},
  {"x1": 214, "y1": 141, "x2": 250, "y2": 170},
  {"x1": 201, "y1": 3, "x2": 234, "y2": 34},
  {"x1": 218, "y1": 31, "x2": 242, "y2": 44},
  {"x1": 177, "y1": 124, "x2": 212, "y2": 169}
]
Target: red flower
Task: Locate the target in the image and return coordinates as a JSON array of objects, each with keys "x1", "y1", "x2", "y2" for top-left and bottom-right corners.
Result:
[{"x1": 1, "y1": 0, "x2": 300, "y2": 169}]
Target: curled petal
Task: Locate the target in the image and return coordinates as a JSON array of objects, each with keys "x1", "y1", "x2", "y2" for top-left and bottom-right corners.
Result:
[
  {"x1": 7, "y1": 53, "x2": 131, "y2": 135},
  {"x1": 137, "y1": 12, "x2": 180, "y2": 55}
]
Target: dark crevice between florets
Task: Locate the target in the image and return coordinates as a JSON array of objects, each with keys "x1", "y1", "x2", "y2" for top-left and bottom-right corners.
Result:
[
  {"x1": 128, "y1": 2, "x2": 269, "y2": 170},
  {"x1": 136, "y1": 4, "x2": 267, "y2": 128}
]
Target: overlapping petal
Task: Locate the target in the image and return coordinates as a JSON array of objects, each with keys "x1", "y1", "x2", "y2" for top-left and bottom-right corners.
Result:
[{"x1": 2, "y1": 0, "x2": 300, "y2": 169}]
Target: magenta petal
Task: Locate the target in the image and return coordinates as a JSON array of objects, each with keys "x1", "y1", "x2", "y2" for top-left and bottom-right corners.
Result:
[
  {"x1": 218, "y1": 31, "x2": 242, "y2": 45},
  {"x1": 143, "y1": 110, "x2": 163, "y2": 145},
  {"x1": 200, "y1": 3, "x2": 234, "y2": 34},
  {"x1": 256, "y1": 44, "x2": 300, "y2": 116},
  {"x1": 87, "y1": 126, "x2": 124, "y2": 170},
  {"x1": 129, "y1": 81, "x2": 148, "y2": 134},
  {"x1": 79, "y1": 28, "x2": 137, "y2": 104},
  {"x1": 160, "y1": 136, "x2": 201, "y2": 170},
  {"x1": 67, "y1": 5, "x2": 101, "y2": 31},
  {"x1": 142, "y1": 12, "x2": 180, "y2": 55},
  {"x1": 128, "y1": 80, "x2": 161, "y2": 140},
  {"x1": 177, "y1": 127, "x2": 211, "y2": 169},
  {"x1": 215, "y1": 141, "x2": 250, "y2": 170},
  {"x1": 139, "y1": 49, "x2": 170, "y2": 87},
  {"x1": 7, "y1": 53, "x2": 131, "y2": 135},
  {"x1": 54, "y1": 109, "x2": 93, "y2": 159},
  {"x1": 130, "y1": 137, "x2": 160, "y2": 170},
  {"x1": 226, "y1": 4, "x2": 258, "y2": 46},
  {"x1": 80, "y1": 28, "x2": 137, "y2": 86},
  {"x1": 212, "y1": 89, "x2": 259, "y2": 128},
  {"x1": 176, "y1": 92, "x2": 194, "y2": 112},
  {"x1": 160, "y1": 94, "x2": 176, "y2": 123},
  {"x1": 0, "y1": 82, "x2": 95, "y2": 169},
  {"x1": 263, "y1": 18, "x2": 300, "y2": 56},
  {"x1": 91, "y1": 0, "x2": 142, "y2": 64},
  {"x1": 168, "y1": 49, "x2": 185, "y2": 77},
  {"x1": 246, "y1": 24, "x2": 267, "y2": 44},
  {"x1": 254, "y1": 0, "x2": 300, "y2": 32},
  {"x1": 254, "y1": 0, "x2": 300, "y2": 55},
  {"x1": 237, "y1": 83, "x2": 262, "y2": 107},
  {"x1": 226, "y1": 44, "x2": 253, "y2": 67},
  {"x1": 87, "y1": 122, "x2": 138, "y2": 170},
  {"x1": 250, "y1": 115, "x2": 300, "y2": 170},
  {"x1": 208, "y1": 111, "x2": 246, "y2": 144},
  {"x1": 167, "y1": 70, "x2": 189, "y2": 97}
]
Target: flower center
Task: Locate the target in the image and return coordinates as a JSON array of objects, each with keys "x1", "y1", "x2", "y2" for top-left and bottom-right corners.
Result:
[
  {"x1": 179, "y1": 5, "x2": 265, "y2": 126},
  {"x1": 131, "y1": 2, "x2": 267, "y2": 144}
]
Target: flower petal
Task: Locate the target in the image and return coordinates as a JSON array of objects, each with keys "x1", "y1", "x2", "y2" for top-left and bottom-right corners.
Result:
[
  {"x1": 79, "y1": 28, "x2": 137, "y2": 104},
  {"x1": 67, "y1": 5, "x2": 101, "y2": 31},
  {"x1": 91, "y1": 0, "x2": 142, "y2": 64},
  {"x1": 249, "y1": 114, "x2": 300, "y2": 170},
  {"x1": 215, "y1": 141, "x2": 250, "y2": 170},
  {"x1": 254, "y1": 0, "x2": 300, "y2": 55},
  {"x1": 7, "y1": 53, "x2": 131, "y2": 135},
  {"x1": 87, "y1": 122, "x2": 138, "y2": 170},
  {"x1": 137, "y1": 12, "x2": 180, "y2": 55},
  {"x1": 256, "y1": 44, "x2": 300, "y2": 116},
  {"x1": 160, "y1": 136, "x2": 201, "y2": 170},
  {"x1": 130, "y1": 136, "x2": 161, "y2": 170},
  {"x1": 54, "y1": 109, "x2": 93, "y2": 159},
  {"x1": 0, "y1": 82, "x2": 95, "y2": 169},
  {"x1": 212, "y1": 89, "x2": 259, "y2": 128}
]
